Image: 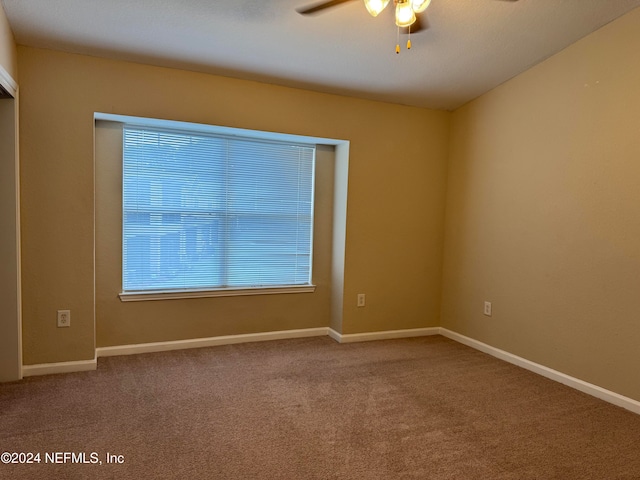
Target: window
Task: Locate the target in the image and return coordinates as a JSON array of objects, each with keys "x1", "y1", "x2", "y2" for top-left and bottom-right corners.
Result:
[{"x1": 122, "y1": 125, "x2": 315, "y2": 294}]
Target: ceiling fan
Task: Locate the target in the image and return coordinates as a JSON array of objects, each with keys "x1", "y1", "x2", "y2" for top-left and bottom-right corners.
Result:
[{"x1": 297, "y1": 0, "x2": 520, "y2": 53}]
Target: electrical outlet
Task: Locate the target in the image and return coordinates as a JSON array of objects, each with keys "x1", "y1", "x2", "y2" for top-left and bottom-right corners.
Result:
[
  {"x1": 357, "y1": 293, "x2": 366, "y2": 307},
  {"x1": 483, "y1": 301, "x2": 492, "y2": 317},
  {"x1": 57, "y1": 310, "x2": 71, "y2": 328}
]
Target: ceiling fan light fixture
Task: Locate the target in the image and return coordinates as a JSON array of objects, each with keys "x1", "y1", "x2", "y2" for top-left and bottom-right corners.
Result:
[
  {"x1": 364, "y1": 0, "x2": 390, "y2": 17},
  {"x1": 395, "y1": 0, "x2": 416, "y2": 27},
  {"x1": 411, "y1": 0, "x2": 431, "y2": 13}
]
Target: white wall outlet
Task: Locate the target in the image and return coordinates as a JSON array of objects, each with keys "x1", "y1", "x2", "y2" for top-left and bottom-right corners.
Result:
[
  {"x1": 357, "y1": 293, "x2": 366, "y2": 307},
  {"x1": 57, "y1": 310, "x2": 71, "y2": 328},
  {"x1": 483, "y1": 301, "x2": 492, "y2": 317}
]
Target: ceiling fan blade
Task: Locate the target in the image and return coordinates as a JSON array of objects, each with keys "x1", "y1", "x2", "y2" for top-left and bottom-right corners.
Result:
[{"x1": 296, "y1": 0, "x2": 357, "y2": 15}]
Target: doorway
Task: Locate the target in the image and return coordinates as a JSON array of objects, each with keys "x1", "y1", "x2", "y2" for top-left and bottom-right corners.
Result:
[{"x1": 0, "y1": 77, "x2": 21, "y2": 382}]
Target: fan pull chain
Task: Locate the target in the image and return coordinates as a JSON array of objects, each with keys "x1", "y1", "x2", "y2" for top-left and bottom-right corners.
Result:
[{"x1": 395, "y1": 26, "x2": 413, "y2": 53}]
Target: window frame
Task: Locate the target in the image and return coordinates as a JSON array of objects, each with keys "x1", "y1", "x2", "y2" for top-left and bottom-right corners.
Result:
[{"x1": 115, "y1": 118, "x2": 321, "y2": 301}]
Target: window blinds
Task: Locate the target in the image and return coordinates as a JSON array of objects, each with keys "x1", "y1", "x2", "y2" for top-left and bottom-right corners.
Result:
[{"x1": 122, "y1": 126, "x2": 315, "y2": 292}]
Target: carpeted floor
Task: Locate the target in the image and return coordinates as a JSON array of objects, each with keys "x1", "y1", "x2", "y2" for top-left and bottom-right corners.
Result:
[{"x1": 1, "y1": 335, "x2": 639, "y2": 479}]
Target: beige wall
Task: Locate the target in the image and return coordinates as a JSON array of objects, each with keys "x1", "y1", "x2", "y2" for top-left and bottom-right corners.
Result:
[
  {"x1": 0, "y1": 3, "x2": 16, "y2": 80},
  {"x1": 442, "y1": 7, "x2": 640, "y2": 401},
  {"x1": 18, "y1": 46, "x2": 449, "y2": 363}
]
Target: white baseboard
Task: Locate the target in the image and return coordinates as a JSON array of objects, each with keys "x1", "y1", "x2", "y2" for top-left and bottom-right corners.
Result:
[
  {"x1": 18, "y1": 325, "x2": 640, "y2": 415},
  {"x1": 96, "y1": 327, "x2": 330, "y2": 357},
  {"x1": 25, "y1": 326, "x2": 435, "y2": 376},
  {"x1": 328, "y1": 327, "x2": 440, "y2": 343},
  {"x1": 440, "y1": 328, "x2": 640, "y2": 415},
  {"x1": 22, "y1": 358, "x2": 97, "y2": 377}
]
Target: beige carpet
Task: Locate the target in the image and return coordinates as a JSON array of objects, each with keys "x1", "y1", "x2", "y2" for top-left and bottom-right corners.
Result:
[{"x1": 1, "y1": 335, "x2": 639, "y2": 479}]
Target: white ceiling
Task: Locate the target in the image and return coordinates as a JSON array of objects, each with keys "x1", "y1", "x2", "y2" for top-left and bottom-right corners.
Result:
[{"x1": 3, "y1": 0, "x2": 640, "y2": 110}]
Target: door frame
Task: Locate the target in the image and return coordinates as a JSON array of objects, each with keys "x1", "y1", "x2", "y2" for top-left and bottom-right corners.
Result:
[{"x1": 0, "y1": 63, "x2": 22, "y2": 382}]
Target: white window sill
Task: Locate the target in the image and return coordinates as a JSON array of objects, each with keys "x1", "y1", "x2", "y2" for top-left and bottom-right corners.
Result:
[{"x1": 119, "y1": 285, "x2": 316, "y2": 302}]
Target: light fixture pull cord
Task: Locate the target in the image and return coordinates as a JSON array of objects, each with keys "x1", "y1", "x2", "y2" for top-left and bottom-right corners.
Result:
[{"x1": 396, "y1": 25, "x2": 400, "y2": 54}]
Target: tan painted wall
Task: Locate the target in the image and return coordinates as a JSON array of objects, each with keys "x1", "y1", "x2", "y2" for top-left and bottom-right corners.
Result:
[
  {"x1": 18, "y1": 46, "x2": 449, "y2": 363},
  {"x1": 0, "y1": 4, "x2": 16, "y2": 80},
  {"x1": 442, "y1": 7, "x2": 640, "y2": 401}
]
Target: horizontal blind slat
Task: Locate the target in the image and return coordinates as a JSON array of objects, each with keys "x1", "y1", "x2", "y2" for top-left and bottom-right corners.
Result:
[{"x1": 122, "y1": 126, "x2": 315, "y2": 291}]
